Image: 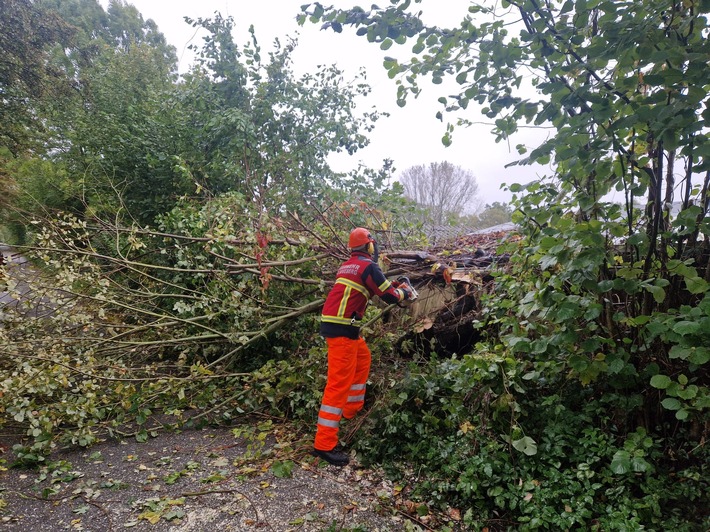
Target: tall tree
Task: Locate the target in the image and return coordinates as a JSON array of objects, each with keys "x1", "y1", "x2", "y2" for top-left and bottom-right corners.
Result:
[
  {"x1": 398, "y1": 161, "x2": 479, "y2": 226},
  {"x1": 0, "y1": 0, "x2": 76, "y2": 154},
  {"x1": 37, "y1": 0, "x2": 175, "y2": 61},
  {"x1": 174, "y1": 14, "x2": 387, "y2": 214},
  {"x1": 14, "y1": 0, "x2": 180, "y2": 221}
]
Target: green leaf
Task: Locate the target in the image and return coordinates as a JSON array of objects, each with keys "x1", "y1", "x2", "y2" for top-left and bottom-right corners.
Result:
[
  {"x1": 650, "y1": 374, "x2": 671, "y2": 389},
  {"x1": 569, "y1": 355, "x2": 589, "y2": 372},
  {"x1": 163, "y1": 508, "x2": 186, "y2": 521},
  {"x1": 661, "y1": 397, "x2": 681, "y2": 410},
  {"x1": 674, "y1": 205, "x2": 702, "y2": 227},
  {"x1": 688, "y1": 347, "x2": 710, "y2": 365},
  {"x1": 644, "y1": 284, "x2": 666, "y2": 304},
  {"x1": 539, "y1": 236, "x2": 558, "y2": 250},
  {"x1": 271, "y1": 460, "x2": 295, "y2": 478},
  {"x1": 539, "y1": 254, "x2": 558, "y2": 270},
  {"x1": 380, "y1": 38, "x2": 393, "y2": 50},
  {"x1": 555, "y1": 301, "x2": 581, "y2": 321},
  {"x1": 164, "y1": 471, "x2": 183, "y2": 485},
  {"x1": 677, "y1": 385, "x2": 698, "y2": 400},
  {"x1": 608, "y1": 357, "x2": 625, "y2": 374},
  {"x1": 628, "y1": 233, "x2": 648, "y2": 247},
  {"x1": 560, "y1": 0, "x2": 574, "y2": 14},
  {"x1": 631, "y1": 457, "x2": 651, "y2": 473},
  {"x1": 512, "y1": 436, "x2": 537, "y2": 456},
  {"x1": 673, "y1": 321, "x2": 700, "y2": 335},
  {"x1": 669, "y1": 345, "x2": 692, "y2": 360},
  {"x1": 598, "y1": 280, "x2": 614, "y2": 292},
  {"x1": 610, "y1": 450, "x2": 631, "y2": 474},
  {"x1": 685, "y1": 276, "x2": 709, "y2": 294},
  {"x1": 507, "y1": 336, "x2": 531, "y2": 352}
]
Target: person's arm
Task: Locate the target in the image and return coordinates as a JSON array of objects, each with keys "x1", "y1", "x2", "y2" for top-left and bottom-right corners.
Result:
[{"x1": 365, "y1": 263, "x2": 408, "y2": 305}]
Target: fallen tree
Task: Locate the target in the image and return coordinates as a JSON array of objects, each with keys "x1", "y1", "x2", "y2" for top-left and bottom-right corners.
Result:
[
  {"x1": 3, "y1": 200, "x2": 514, "y2": 363},
  {"x1": 0, "y1": 194, "x2": 515, "y2": 456}
]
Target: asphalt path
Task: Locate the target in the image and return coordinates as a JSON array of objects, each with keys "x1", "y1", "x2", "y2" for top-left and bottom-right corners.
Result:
[
  {"x1": 0, "y1": 243, "x2": 25, "y2": 306},
  {"x1": 0, "y1": 243, "x2": 53, "y2": 318}
]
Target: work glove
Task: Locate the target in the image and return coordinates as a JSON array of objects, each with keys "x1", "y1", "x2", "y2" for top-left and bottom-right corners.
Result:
[
  {"x1": 392, "y1": 277, "x2": 416, "y2": 305},
  {"x1": 397, "y1": 283, "x2": 414, "y2": 307}
]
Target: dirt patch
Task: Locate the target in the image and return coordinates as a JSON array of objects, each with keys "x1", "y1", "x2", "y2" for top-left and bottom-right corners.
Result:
[{"x1": 0, "y1": 426, "x2": 410, "y2": 531}]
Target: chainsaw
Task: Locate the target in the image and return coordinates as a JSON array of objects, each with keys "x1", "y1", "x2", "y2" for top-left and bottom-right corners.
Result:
[{"x1": 393, "y1": 276, "x2": 418, "y2": 307}]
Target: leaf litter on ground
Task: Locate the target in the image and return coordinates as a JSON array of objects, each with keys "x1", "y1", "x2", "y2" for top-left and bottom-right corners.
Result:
[{"x1": 0, "y1": 424, "x2": 415, "y2": 531}]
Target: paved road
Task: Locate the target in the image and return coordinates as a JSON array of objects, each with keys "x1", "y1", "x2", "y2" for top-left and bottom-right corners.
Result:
[
  {"x1": 1, "y1": 244, "x2": 24, "y2": 305},
  {"x1": 0, "y1": 243, "x2": 52, "y2": 318},
  {"x1": 0, "y1": 243, "x2": 22, "y2": 266}
]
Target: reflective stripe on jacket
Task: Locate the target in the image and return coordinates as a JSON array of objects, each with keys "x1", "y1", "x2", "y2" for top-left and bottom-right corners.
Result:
[{"x1": 320, "y1": 251, "x2": 404, "y2": 339}]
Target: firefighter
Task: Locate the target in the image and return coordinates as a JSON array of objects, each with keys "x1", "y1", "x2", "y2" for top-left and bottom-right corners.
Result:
[{"x1": 312, "y1": 227, "x2": 414, "y2": 466}]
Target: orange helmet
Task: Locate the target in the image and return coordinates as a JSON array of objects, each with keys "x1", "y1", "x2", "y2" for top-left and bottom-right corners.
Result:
[{"x1": 348, "y1": 227, "x2": 374, "y2": 249}]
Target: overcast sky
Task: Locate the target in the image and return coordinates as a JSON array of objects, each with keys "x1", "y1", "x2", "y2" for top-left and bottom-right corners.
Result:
[{"x1": 101, "y1": 0, "x2": 548, "y2": 207}]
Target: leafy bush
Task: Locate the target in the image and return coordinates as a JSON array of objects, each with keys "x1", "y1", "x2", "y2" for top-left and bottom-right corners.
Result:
[{"x1": 356, "y1": 350, "x2": 709, "y2": 530}]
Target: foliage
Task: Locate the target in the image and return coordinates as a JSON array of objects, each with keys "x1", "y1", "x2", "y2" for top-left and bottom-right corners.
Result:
[
  {"x1": 356, "y1": 348, "x2": 709, "y2": 530},
  {"x1": 0, "y1": 0, "x2": 77, "y2": 155},
  {"x1": 465, "y1": 202, "x2": 514, "y2": 230},
  {"x1": 300, "y1": 0, "x2": 710, "y2": 528},
  {"x1": 173, "y1": 14, "x2": 387, "y2": 216},
  {"x1": 301, "y1": 0, "x2": 710, "y2": 431},
  {"x1": 3, "y1": 0, "x2": 709, "y2": 527},
  {"x1": 29, "y1": 193, "x2": 332, "y2": 366},
  {"x1": 38, "y1": 0, "x2": 175, "y2": 58},
  {"x1": 0, "y1": 0, "x2": 78, "y2": 234},
  {"x1": 39, "y1": 0, "x2": 179, "y2": 222},
  {"x1": 3, "y1": 2, "x2": 392, "y2": 229},
  {"x1": 0, "y1": 189, "x2": 421, "y2": 458},
  {"x1": 0, "y1": 0, "x2": 179, "y2": 237}
]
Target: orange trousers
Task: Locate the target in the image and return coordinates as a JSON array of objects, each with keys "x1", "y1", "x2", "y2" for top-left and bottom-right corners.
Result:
[{"x1": 314, "y1": 336, "x2": 371, "y2": 451}]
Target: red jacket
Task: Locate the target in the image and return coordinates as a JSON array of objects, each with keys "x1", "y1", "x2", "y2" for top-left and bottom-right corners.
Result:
[{"x1": 320, "y1": 251, "x2": 405, "y2": 339}]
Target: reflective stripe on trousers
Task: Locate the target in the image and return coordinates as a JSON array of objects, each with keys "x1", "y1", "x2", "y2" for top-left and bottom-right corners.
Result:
[
  {"x1": 347, "y1": 383, "x2": 366, "y2": 404},
  {"x1": 314, "y1": 336, "x2": 371, "y2": 451}
]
